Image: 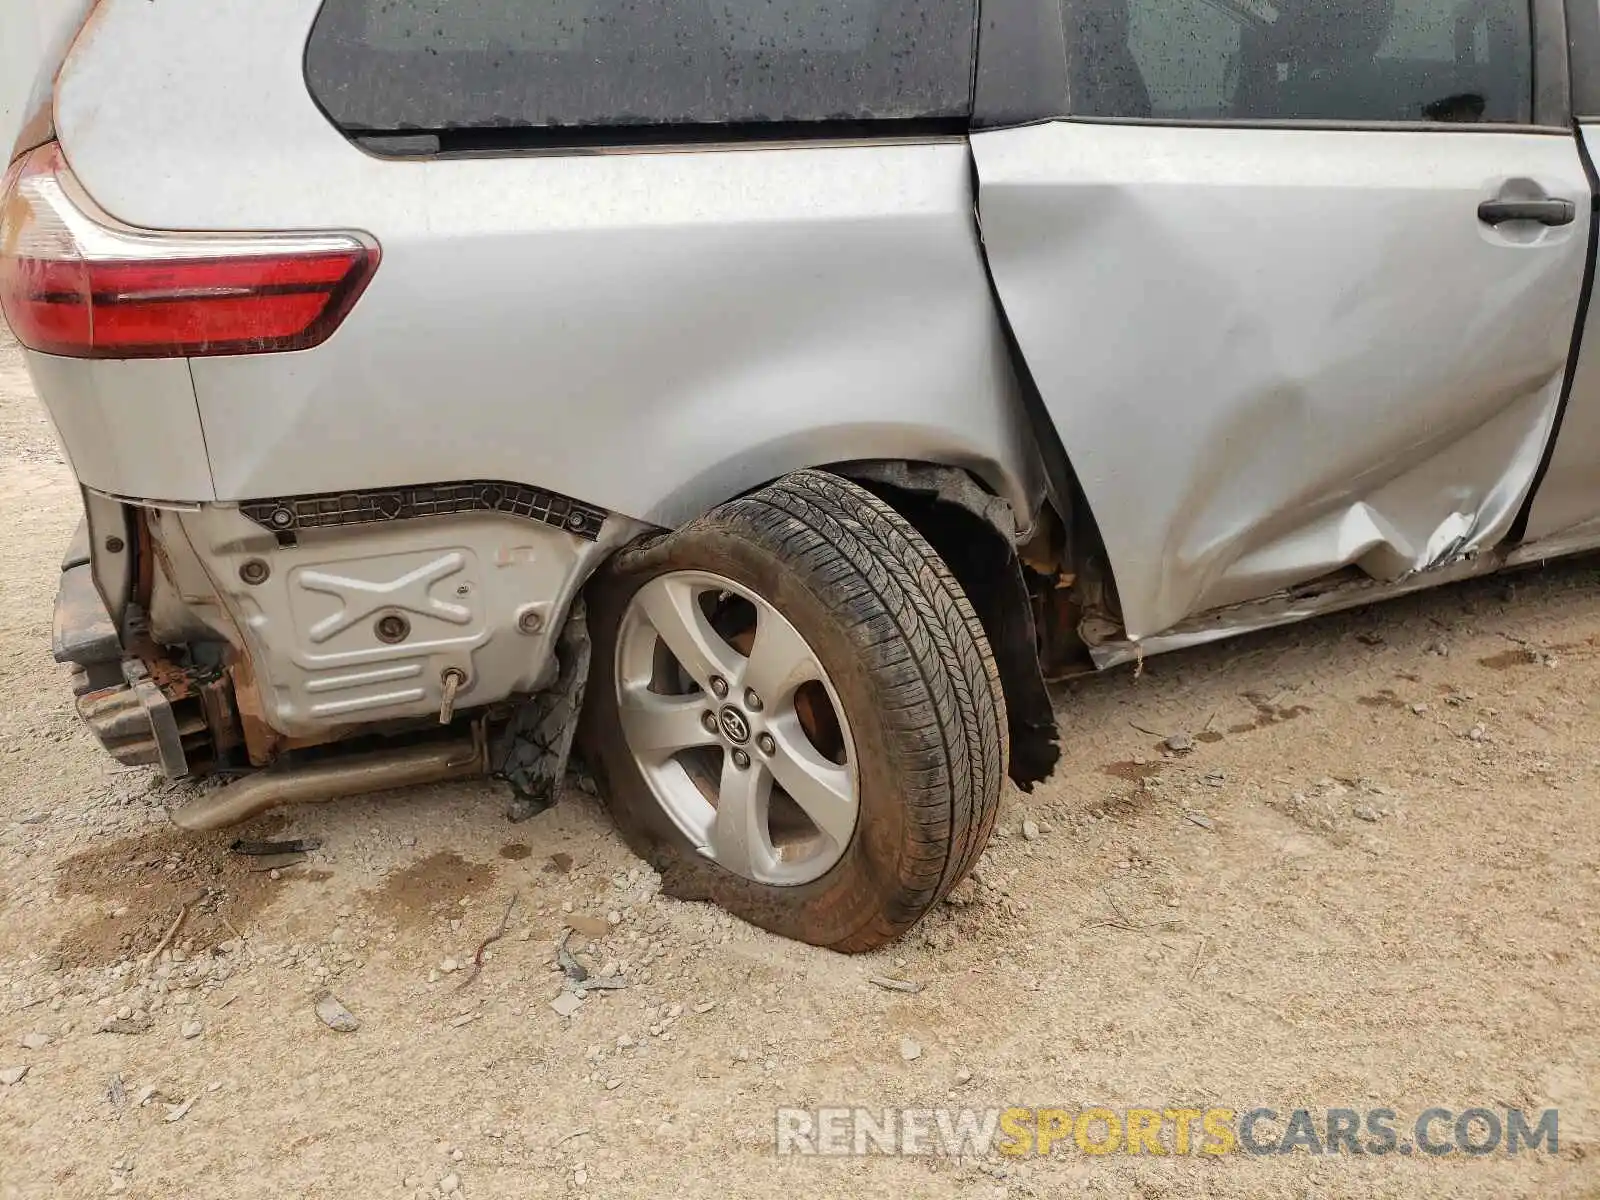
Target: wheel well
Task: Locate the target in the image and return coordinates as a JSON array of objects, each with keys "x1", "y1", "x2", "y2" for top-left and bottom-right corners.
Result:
[{"x1": 841, "y1": 463, "x2": 1062, "y2": 791}]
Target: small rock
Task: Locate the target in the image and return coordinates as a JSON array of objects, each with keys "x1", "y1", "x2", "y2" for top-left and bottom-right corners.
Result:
[
  {"x1": 566, "y1": 915, "x2": 609, "y2": 938},
  {"x1": 98, "y1": 1015, "x2": 152, "y2": 1036},
  {"x1": 313, "y1": 991, "x2": 360, "y2": 1033},
  {"x1": 733, "y1": 1047, "x2": 750, "y2": 1063},
  {"x1": 0, "y1": 1066, "x2": 28, "y2": 1085},
  {"x1": 605, "y1": 1078, "x2": 622, "y2": 1091},
  {"x1": 181, "y1": 1021, "x2": 203, "y2": 1040},
  {"x1": 18, "y1": 1032, "x2": 51, "y2": 1051},
  {"x1": 899, "y1": 1037, "x2": 922, "y2": 1062},
  {"x1": 955, "y1": 1067, "x2": 973, "y2": 1085},
  {"x1": 1020, "y1": 819, "x2": 1040, "y2": 842},
  {"x1": 1164, "y1": 732, "x2": 1195, "y2": 755},
  {"x1": 550, "y1": 993, "x2": 584, "y2": 1019},
  {"x1": 450, "y1": 1148, "x2": 464, "y2": 1163},
  {"x1": 1410, "y1": 703, "x2": 1429, "y2": 715},
  {"x1": 440, "y1": 958, "x2": 461, "y2": 974},
  {"x1": 1352, "y1": 805, "x2": 1382, "y2": 823},
  {"x1": 573, "y1": 1169, "x2": 588, "y2": 1187},
  {"x1": 439, "y1": 1173, "x2": 460, "y2": 1194},
  {"x1": 1183, "y1": 812, "x2": 1215, "y2": 830},
  {"x1": 869, "y1": 976, "x2": 924, "y2": 995},
  {"x1": 1468, "y1": 724, "x2": 1487, "y2": 742}
]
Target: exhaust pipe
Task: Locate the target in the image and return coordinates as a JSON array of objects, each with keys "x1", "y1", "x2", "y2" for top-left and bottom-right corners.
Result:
[{"x1": 169, "y1": 736, "x2": 486, "y2": 833}]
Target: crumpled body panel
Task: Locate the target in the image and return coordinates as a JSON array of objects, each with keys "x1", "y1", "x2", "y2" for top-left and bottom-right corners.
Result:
[{"x1": 974, "y1": 122, "x2": 1588, "y2": 641}]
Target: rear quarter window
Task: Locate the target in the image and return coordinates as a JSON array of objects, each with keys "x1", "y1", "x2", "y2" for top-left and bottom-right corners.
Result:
[{"x1": 305, "y1": 0, "x2": 979, "y2": 138}]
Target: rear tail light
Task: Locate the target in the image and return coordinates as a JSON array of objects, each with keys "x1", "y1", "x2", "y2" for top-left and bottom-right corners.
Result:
[{"x1": 0, "y1": 145, "x2": 378, "y2": 358}]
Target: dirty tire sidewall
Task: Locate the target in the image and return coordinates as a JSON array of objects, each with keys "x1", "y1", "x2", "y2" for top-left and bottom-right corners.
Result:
[{"x1": 581, "y1": 470, "x2": 1004, "y2": 952}]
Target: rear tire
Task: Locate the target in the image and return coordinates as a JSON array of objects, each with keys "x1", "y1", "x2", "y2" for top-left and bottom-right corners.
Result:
[{"x1": 580, "y1": 469, "x2": 1005, "y2": 951}]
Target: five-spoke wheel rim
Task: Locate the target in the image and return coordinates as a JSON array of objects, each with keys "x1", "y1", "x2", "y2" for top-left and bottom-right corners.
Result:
[{"x1": 614, "y1": 570, "x2": 859, "y2": 886}]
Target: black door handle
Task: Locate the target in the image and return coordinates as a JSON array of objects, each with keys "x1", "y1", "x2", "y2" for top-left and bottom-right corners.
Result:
[{"x1": 1478, "y1": 198, "x2": 1577, "y2": 227}]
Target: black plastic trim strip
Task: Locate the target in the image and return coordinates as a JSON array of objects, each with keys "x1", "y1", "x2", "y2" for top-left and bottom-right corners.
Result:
[
  {"x1": 1508, "y1": 122, "x2": 1600, "y2": 544},
  {"x1": 972, "y1": 0, "x2": 1070, "y2": 129},
  {"x1": 1568, "y1": 0, "x2": 1600, "y2": 117},
  {"x1": 240, "y1": 481, "x2": 609, "y2": 542},
  {"x1": 1535, "y1": 0, "x2": 1574, "y2": 128},
  {"x1": 1039, "y1": 115, "x2": 1568, "y2": 135}
]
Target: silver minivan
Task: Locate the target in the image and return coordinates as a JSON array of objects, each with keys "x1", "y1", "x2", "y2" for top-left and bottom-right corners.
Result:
[{"x1": 6, "y1": 0, "x2": 1600, "y2": 949}]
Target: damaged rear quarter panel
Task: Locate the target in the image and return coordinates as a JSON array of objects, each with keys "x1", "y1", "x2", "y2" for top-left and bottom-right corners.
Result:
[{"x1": 51, "y1": 0, "x2": 1043, "y2": 531}]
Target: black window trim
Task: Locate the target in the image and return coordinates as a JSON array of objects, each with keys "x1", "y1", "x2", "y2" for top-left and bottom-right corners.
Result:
[
  {"x1": 1014, "y1": 0, "x2": 1574, "y2": 133},
  {"x1": 301, "y1": 0, "x2": 986, "y2": 157},
  {"x1": 1567, "y1": 0, "x2": 1600, "y2": 118}
]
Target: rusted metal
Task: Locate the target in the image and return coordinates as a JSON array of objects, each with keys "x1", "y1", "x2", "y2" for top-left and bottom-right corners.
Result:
[
  {"x1": 168, "y1": 734, "x2": 487, "y2": 833},
  {"x1": 229, "y1": 655, "x2": 283, "y2": 767},
  {"x1": 196, "y1": 672, "x2": 242, "y2": 756},
  {"x1": 75, "y1": 684, "x2": 164, "y2": 769}
]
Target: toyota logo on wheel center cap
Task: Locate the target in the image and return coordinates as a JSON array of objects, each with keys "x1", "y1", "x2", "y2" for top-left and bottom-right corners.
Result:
[{"x1": 719, "y1": 706, "x2": 751, "y2": 745}]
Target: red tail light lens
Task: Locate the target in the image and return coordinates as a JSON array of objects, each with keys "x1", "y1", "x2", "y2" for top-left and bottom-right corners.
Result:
[{"x1": 0, "y1": 145, "x2": 378, "y2": 358}]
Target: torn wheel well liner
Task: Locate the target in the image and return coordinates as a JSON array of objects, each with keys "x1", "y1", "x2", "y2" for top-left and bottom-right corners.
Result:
[{"x1": 845, "y1": 464, "x2": 1061, "y2": 791}]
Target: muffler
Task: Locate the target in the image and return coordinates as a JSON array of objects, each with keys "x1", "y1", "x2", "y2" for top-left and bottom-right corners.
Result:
[{"x1": 169, "y1": 736, "x2": 486, "y2": 833}]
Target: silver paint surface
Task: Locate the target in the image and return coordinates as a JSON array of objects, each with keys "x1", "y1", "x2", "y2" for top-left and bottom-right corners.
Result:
[
  {"x1": 51, "y1": 0, "x2": 1043, "y2": 530},
  {"x1": 1519, "y1": 126, "x2": 1600, "y2": 543},
  {"x1": 973, "y1": 121, "x2": 1589, "y2": 640}
]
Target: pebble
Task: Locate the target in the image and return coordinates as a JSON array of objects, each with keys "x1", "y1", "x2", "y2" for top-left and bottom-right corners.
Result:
[
  {"x1": 573, "y1": 1169, "x2": 588, "y2": 1187},
  {"x1": 0, "y1": 1065, "x2": 28, "y2": 1085},
  {"x1": 181, "y1": 1021, "x2": 203, "y2": 1040},
  {"x1": 1352, "y1": 805, "x2": 1382, "y2": 823},
  {"x1": 1021, "y1": 819, "x2": 1040, "y2": 842},
  {"x1": 1468, "y1": 724, "x2": 1487, "y2": 742},
  {"x1": 899, "y1": 1037, "x2": 922, "y2": 1062},
  {"x1": 450, "y1": 1148, "x2": 464, "y2": 1163},
  {"x1": 550, "y1": 993, "x2": 584, "y2": 1019},
  {"x1": 1164, "y1": 732, "x2": 1195, "y2": 754},
  {"x1": 955, "y1": 1067, "x2": 973, "y2": 1085},
  {"x1": 18, "y1": 1032, "x2": 51, "y2": 1050},
  {"x1": 313, "y1": 991, "x2": 360, "y2": 1033},
  {"x1": 440, "y1": 958, "x2": 460, "y2": 974},
  {"x1": 439, "y1": 1173, "x2": 460, "y2": 1194},
  {"x1": 1411, "y1": 703, "x2": 1429, "y2": 715}
]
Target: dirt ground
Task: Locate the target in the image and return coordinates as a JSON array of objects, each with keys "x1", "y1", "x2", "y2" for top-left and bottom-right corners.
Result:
[{"x1": 0, "y1": 323, "x2": 1596, "y2": 1200}]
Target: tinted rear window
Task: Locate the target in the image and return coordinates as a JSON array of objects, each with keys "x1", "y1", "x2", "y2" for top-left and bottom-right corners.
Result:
[{"x1": 305, "y1": 0, "x2": 979, "y2": 135}]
